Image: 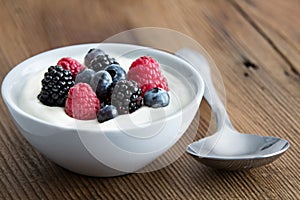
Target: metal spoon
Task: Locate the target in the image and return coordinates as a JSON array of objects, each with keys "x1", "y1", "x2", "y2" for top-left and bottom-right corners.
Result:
[{"x1": 176, "y1": 49, "x2": 290, "y2": 170}]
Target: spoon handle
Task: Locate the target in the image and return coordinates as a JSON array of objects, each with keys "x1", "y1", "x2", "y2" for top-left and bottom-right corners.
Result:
[{"x1": 176, "y1": 49, "x2": 233, "y2": 131}]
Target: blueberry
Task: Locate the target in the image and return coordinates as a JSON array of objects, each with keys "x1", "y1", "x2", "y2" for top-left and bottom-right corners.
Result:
[
  {"x1": 97, "y1": 105, "x2": 118, "y2": 123},
  {"x1": 143, "y1": 88, "x2": 170, "y2": 108},
  {"x1": 75, "y1": 68, "x2": 95, "y2": 84},
  {"x1": 104, "y1": 64, "x2": 126, "y2": 85},
  {"x1": 90, "y1": 71, "x2": 112, "y2": 101},
  {"x1": 84, "y1": 48, "x2": 105, "y2": 66}
]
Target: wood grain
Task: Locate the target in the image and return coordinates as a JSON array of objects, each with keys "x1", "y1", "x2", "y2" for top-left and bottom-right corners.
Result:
[{"x1": 0, "y1": 0, "x2": 299, "y2": 199}]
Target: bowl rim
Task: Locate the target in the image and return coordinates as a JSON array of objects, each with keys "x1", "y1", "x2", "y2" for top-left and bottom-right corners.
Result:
[{"x1": 1, "y1": 43, "x2": 205, "y2": 132}]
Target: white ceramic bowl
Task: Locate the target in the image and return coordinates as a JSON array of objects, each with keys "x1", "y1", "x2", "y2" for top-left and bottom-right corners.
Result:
[{"x1": 1, "y1": 43, "x2": 204, "y2": 177}]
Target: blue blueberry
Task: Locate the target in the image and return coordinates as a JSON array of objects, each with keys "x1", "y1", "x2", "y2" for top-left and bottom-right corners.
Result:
[
  {"x1": 104, "y1": 64, "x2": 126, "y2": 85},
  {"x1": 143, "y1": 88, "x2": 170, "y2": 108},
  {"x1": 90, "y1": 71, "x2": 112, "y2": 103},
  {"x1": 97, "y1": 105, "x2": 118, "y2": 123},
  {"x1": 75, "y1": 68, "x2": 95, "y2": 84}
]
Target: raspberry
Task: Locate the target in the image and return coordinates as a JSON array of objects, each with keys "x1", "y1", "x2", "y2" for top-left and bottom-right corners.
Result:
[
  {"x1": 57, "y1": 57, "x2": 86, "y2": 80},
  {"x1": 129, "y1": 55, "x2": 160, "y2": 70},
  {"x1": 127, "y1": 56, "x2": 168, "y2": 96},
  {"x1": 38, "y1": 66, "x2": 74, "y2": 107},
  {"x1": 111, "y1": 80, "x2": 143, "y2": 114},
  {"x1": 65, "y1": 83, "x2": 100, "y2": 120}
]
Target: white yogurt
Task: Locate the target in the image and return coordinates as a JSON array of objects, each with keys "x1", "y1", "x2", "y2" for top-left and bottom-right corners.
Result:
[{"x1": 18, "y1": 58, "x2": 195, "y2": 130}]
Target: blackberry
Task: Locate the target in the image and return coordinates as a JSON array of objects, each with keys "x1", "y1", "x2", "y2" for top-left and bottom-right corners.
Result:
[
  {"x1": 88, "y1": 54, "x2": 119, "y2": 72},
  {"x1": 37, "y1": 65, "x2": 75, "y2": 107},
  {"x1": 84, "y1": 48, "x2": 105, "y2": 66},
  {"x1": 111, "y1": 80, "x2": 143, "y2": 114}
]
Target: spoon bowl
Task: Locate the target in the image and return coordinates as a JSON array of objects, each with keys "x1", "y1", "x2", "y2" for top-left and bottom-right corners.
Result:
[
  {"x1": 187, "y1": 127, "x2": 289, "y2": 170},
  {"x1": 176, "y1": 49, "x2": 290, "y2": 170}
]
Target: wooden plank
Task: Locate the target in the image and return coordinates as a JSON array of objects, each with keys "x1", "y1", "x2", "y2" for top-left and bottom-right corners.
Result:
[
  {"x1": 232, "y1": 0, "x2": 300, "y2": 75},
  {"x1": 0, "y1": 0, "x2": 299, "y2": 199}
]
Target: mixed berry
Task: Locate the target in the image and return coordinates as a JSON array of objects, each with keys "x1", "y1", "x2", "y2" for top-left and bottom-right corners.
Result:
[
  {"x1": 88, "y1": 54, "x2": 119, "y2": 72},
  {"x1": 111, "y1": 79, "x2": 143, "y2": 114},
  {"x1": 144, "y1": 88, "x2": 170, "y2": 108},
  {"x1": 57, "y1": 57, "x2": 86, "y2": 80},
  {"x1": 37, "y1": 48, "x2": 170, "y2": 123},
  {"x1": 37, "y1": 65, "x2": 74, "y2": 107},
  {"x1": 65, "y1": 83, "x2": 100, "y2": 120},
  {"x1": 127, "y1": 56, "x2": 169, "y2": 96}
]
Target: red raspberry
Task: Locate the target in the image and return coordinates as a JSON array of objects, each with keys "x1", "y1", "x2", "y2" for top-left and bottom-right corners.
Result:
[
  {"x1": 127, "y1": 56, "x2": 168, "y2": 96},
  {"x1": 129, "y1": 56, "x2": 159, "y2": 70},
  {"x1": 57, "y1": 57, "x2": 86, "y2": 79},
  {"x1": 65, "y1": 83, "x2": 100, "y2": 120}
]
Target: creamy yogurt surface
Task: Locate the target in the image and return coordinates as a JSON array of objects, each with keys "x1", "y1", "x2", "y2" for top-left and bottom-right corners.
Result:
[{"x1": 19, "y1": 56, "x2": 196, "y2": 131}]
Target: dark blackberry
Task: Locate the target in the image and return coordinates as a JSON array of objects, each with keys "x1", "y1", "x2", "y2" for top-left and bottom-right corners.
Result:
[
  {"x1": 84, "y1": 48, "x2": 105, "y2": 66},
  {"x1": 111, "y1": 80, "x2": 143, "y2": 114},
  {"x1": 37, "y1": 65, "x2": 75, "y2": 107},
  {"x1": 88, "y1": 54, "x2": 119, "y2": 72}
]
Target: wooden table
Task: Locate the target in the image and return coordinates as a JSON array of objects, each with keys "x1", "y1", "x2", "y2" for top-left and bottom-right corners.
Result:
[{"x1": 0, "y1": 0, "x2": 299, "y2": 199}]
